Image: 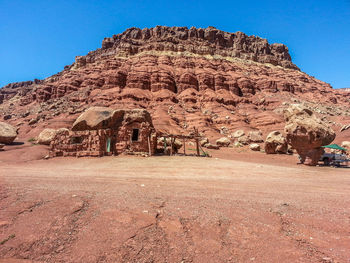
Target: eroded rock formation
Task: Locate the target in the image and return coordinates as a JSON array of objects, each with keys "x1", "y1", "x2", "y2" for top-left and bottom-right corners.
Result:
[
  {"x1": 0, "y1": 122, "x2": 17, "y2": 144},
  {"x1": 0, "y1": 26, "x2": 349, "y2": 141},
  {"x1": 264, "y1": 131, "x2": 288, "y2": 154},
  {"x1": 284, "y1": 105, "x2": 336, "y2": 165}
]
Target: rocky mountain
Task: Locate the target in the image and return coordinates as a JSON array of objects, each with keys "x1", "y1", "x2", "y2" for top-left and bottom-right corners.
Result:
[{"x1": 1, "y1": 26, "x2": 350, "y2": 139}]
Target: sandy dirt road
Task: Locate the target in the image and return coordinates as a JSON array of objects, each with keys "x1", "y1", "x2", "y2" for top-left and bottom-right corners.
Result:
[{"x1": 0, "y1": 154, "x2": 349, "y2": 263}]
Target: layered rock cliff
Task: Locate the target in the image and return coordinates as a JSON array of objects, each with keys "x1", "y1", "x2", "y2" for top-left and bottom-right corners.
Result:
[{"x1": 0, "y1": 26, "x2": 349, "y2": 139}]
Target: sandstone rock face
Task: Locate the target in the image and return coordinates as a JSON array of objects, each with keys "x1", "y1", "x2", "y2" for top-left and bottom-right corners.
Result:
[
  {"x1": 72, "y1": 107, "x2": 152, "y2": 131},
  {"x1": 72, "y1": 107, "x2": 121, "y2": 131},
  {"x1": 248, "y1": 130, "x2": 263, "y2": 143},
  {"x1": 38, "y1": 128, "x2": 69, "y2": 145},
  {"x1": 284, "y1": 105, "x2": 336, "y2": 165},
  {"x1": 38, "y1": 128, "x2": 57, "y2": 145},
  {"x1": 0, "y1": 122, "x2": 17, "y2": 144},
  {"x1": 1, "y1": 26, "x2": 349, "y2": 141},
  {"x1": 216, "y1": 137, "x2": 231, "y2": 147},
  {"x1": 238, "y1": 135, "x2": 249, "y2": 145},
  {"x1": 99, "y1": 26, "x2": 298, "y2": 69},
  {"x1": 264, "y1": 131, "x2": 288, "y2": 154},
  {"x1": 249, "y1": 143, "x2": 260, "y2": 151},
  {"x1": 340, "y1": 124, "x2": 350, "y2": 132},
  {"x1": 232, "y1": 130, "x2": 245, "y2": 138}
]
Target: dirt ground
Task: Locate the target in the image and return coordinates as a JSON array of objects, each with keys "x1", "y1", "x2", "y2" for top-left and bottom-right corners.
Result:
[{"x1": 0, "y1": 144, "x2": 350, "y2": 263}]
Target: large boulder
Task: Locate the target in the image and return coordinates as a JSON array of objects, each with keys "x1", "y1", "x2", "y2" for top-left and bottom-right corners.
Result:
[
  {"x1": 38, "y1": 129, "x2": 57, "y2": 145},
  {"x1": 284, "y1": 104, "x2": 335, "y2": 165},
  {"x1": 264, "y1": 131, "x2": 288, "y2": 154},
  {"x1": 72, "y1": 107, "x2": 124, "y2": 131},
  {"x1": 216, "y1": 137, "x2": 231, "y2": 147},
  {"x1": 0, "y1": 122, "x2": 17, "y2": 144},
  {"x1": 38, "y1": 128, "x2": 69, "y2": 145},
  {"x1": 232, "y1": 130, "x2": 245, "y2": 138},
  {"x1": 72, "y1": 107, "x2": 153, "y2": 132},
  {"x1": 237, "y1": 135, "x2": 249, "y2": 145},
  {"x1": 248, "y1": 130, "x2": 263, "y2": 143}
]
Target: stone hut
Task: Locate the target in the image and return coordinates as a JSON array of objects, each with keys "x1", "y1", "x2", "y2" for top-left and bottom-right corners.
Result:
[{"x1": 50, "y1": 107, "x2": 157, "y2": 157}]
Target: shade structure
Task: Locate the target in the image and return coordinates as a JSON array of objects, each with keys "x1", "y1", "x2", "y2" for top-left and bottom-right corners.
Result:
[{"x1": 322, "y1": 144, "x2": 347, "y2": 151}]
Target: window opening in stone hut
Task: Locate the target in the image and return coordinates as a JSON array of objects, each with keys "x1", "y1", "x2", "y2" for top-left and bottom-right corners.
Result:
[
  {"x1": 71, "y1": 136, "x2": 82, "y2": 144},
  {"x1": 132, "y1": 129, "x2": 139, "y2": 142}
]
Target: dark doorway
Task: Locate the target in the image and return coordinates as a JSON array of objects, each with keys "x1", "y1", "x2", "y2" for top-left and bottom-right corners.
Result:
[
  {"x1": 132, "y1": 129, "x2": 139, "y2": 142},
  {"x1": 71, "y1": 136, "x2": 82, "y2": 144}
]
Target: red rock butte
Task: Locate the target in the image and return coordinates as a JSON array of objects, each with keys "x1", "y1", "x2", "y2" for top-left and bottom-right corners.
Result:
[{"x1": 0, "y1": 26, "x2": 350, "y2": 139}]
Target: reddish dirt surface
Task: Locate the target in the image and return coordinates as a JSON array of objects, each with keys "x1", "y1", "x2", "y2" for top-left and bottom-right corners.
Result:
[{"x1": 1, "y1": 144, "x2": 350, "y2": 263}]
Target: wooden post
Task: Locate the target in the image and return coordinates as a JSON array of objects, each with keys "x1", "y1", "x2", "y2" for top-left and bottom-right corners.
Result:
[
  {"x1": 196, "y1": 138, "x2": 200, "y2": 156},
  {"x1": 163, "y1": 136, "x2": 167, "y2": 153},
  {"x1": 183, "y1": 138, "x2": 186, "y2": 155},
  {"x1": 147, "y1": 134, "x2": 152, "y2": 156},
  {"x1": 170, "y1": 137, "x2": 173, "y2": 156}
]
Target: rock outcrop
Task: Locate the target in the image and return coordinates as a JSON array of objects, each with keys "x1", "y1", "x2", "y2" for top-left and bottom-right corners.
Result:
[
  {"x1": 72, "y1": 107, "x2": 152, "y2": 131},
  {"x1": 232, "y1": 130, "x2": 245, "y2": 138},
  {"x1": 248, "y1": 130, "x2": 263, "y2": 143},
  {"x1": 284, "y1": 105, "x2": 336, "y2": 165},
  {"x1": 0, "y1": 26, "x2": 349, "y2": 141},
  {"x1": 99, "y1": 26, "x2": 298, "y2": 69},
  {"x1": 264, "y1": 131, "x2": 288, "y2": 154},
  {"x1": 0, "y1": 122, "x2": 17, "y2": 144},
  {"x1": 216, "y1": 137, "x2": 231, "y2": 147},
  {"x1": 38, "y1": 128, "x2": 69, "y2": 145},
  {"x1": 340, "y1": 124, "x2": 350, "y2": 132}
]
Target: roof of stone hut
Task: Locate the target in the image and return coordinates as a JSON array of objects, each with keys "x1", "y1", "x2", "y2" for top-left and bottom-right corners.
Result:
[{"x1": 72, "y1": 107, "x2": 153, "y2": 131}]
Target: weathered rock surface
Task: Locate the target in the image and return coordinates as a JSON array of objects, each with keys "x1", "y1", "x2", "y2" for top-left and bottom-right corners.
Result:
[
  {"x1": 264, "y1": 131, "x2": 288, "y2": 154},
  {"x1": 72, "y1": 107, "x2": 152, "y2": 131},
  {"x1": 0, "y1": 26, "x2": 349, "y2": 141},
  {"x1": 249, "y1": 143, "x2": 261, "y2": 151},
  {"x1": 216, "y1": 137, "x2": 231, "y2": 147},
  {"x1": 237, "y1": 135, "x2": 250, "y2": 145},
  {"x1": 38, "y1": 128, "x2": 69, "y2": 145},
  {"x1": 248, "y1": 130, "x2": 263, "y2": 143},
  {"x1": 0, "y1": 122, "x2": 17, "y2": 144},
  {"x1": 284, "y1": 105, "x2": 336, "y2": 165},
  {"x1": 340, "y1": 124, "x2": 350, "y2": 132},
  {"x1": 232, "y1": 130, "x2": 245, "y2": 138},
  {"x1": 38, "y1": 128, "x2": 57, "y2": 145}
]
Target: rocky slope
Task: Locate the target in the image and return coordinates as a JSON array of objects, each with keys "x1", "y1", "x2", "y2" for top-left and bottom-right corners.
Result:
[{"x1": 1, "y1": 26, "x2": 350, "y2": 140}]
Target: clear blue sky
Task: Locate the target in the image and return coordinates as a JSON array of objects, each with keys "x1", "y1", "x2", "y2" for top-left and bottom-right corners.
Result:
[{"x1": 0, "y1": 0, "x2": 349, "y2": 89}]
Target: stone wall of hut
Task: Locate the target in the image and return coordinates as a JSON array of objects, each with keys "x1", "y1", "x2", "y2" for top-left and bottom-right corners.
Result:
[{"x1": 50, "y1": 122, "x2": 157, "y2": 158}]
